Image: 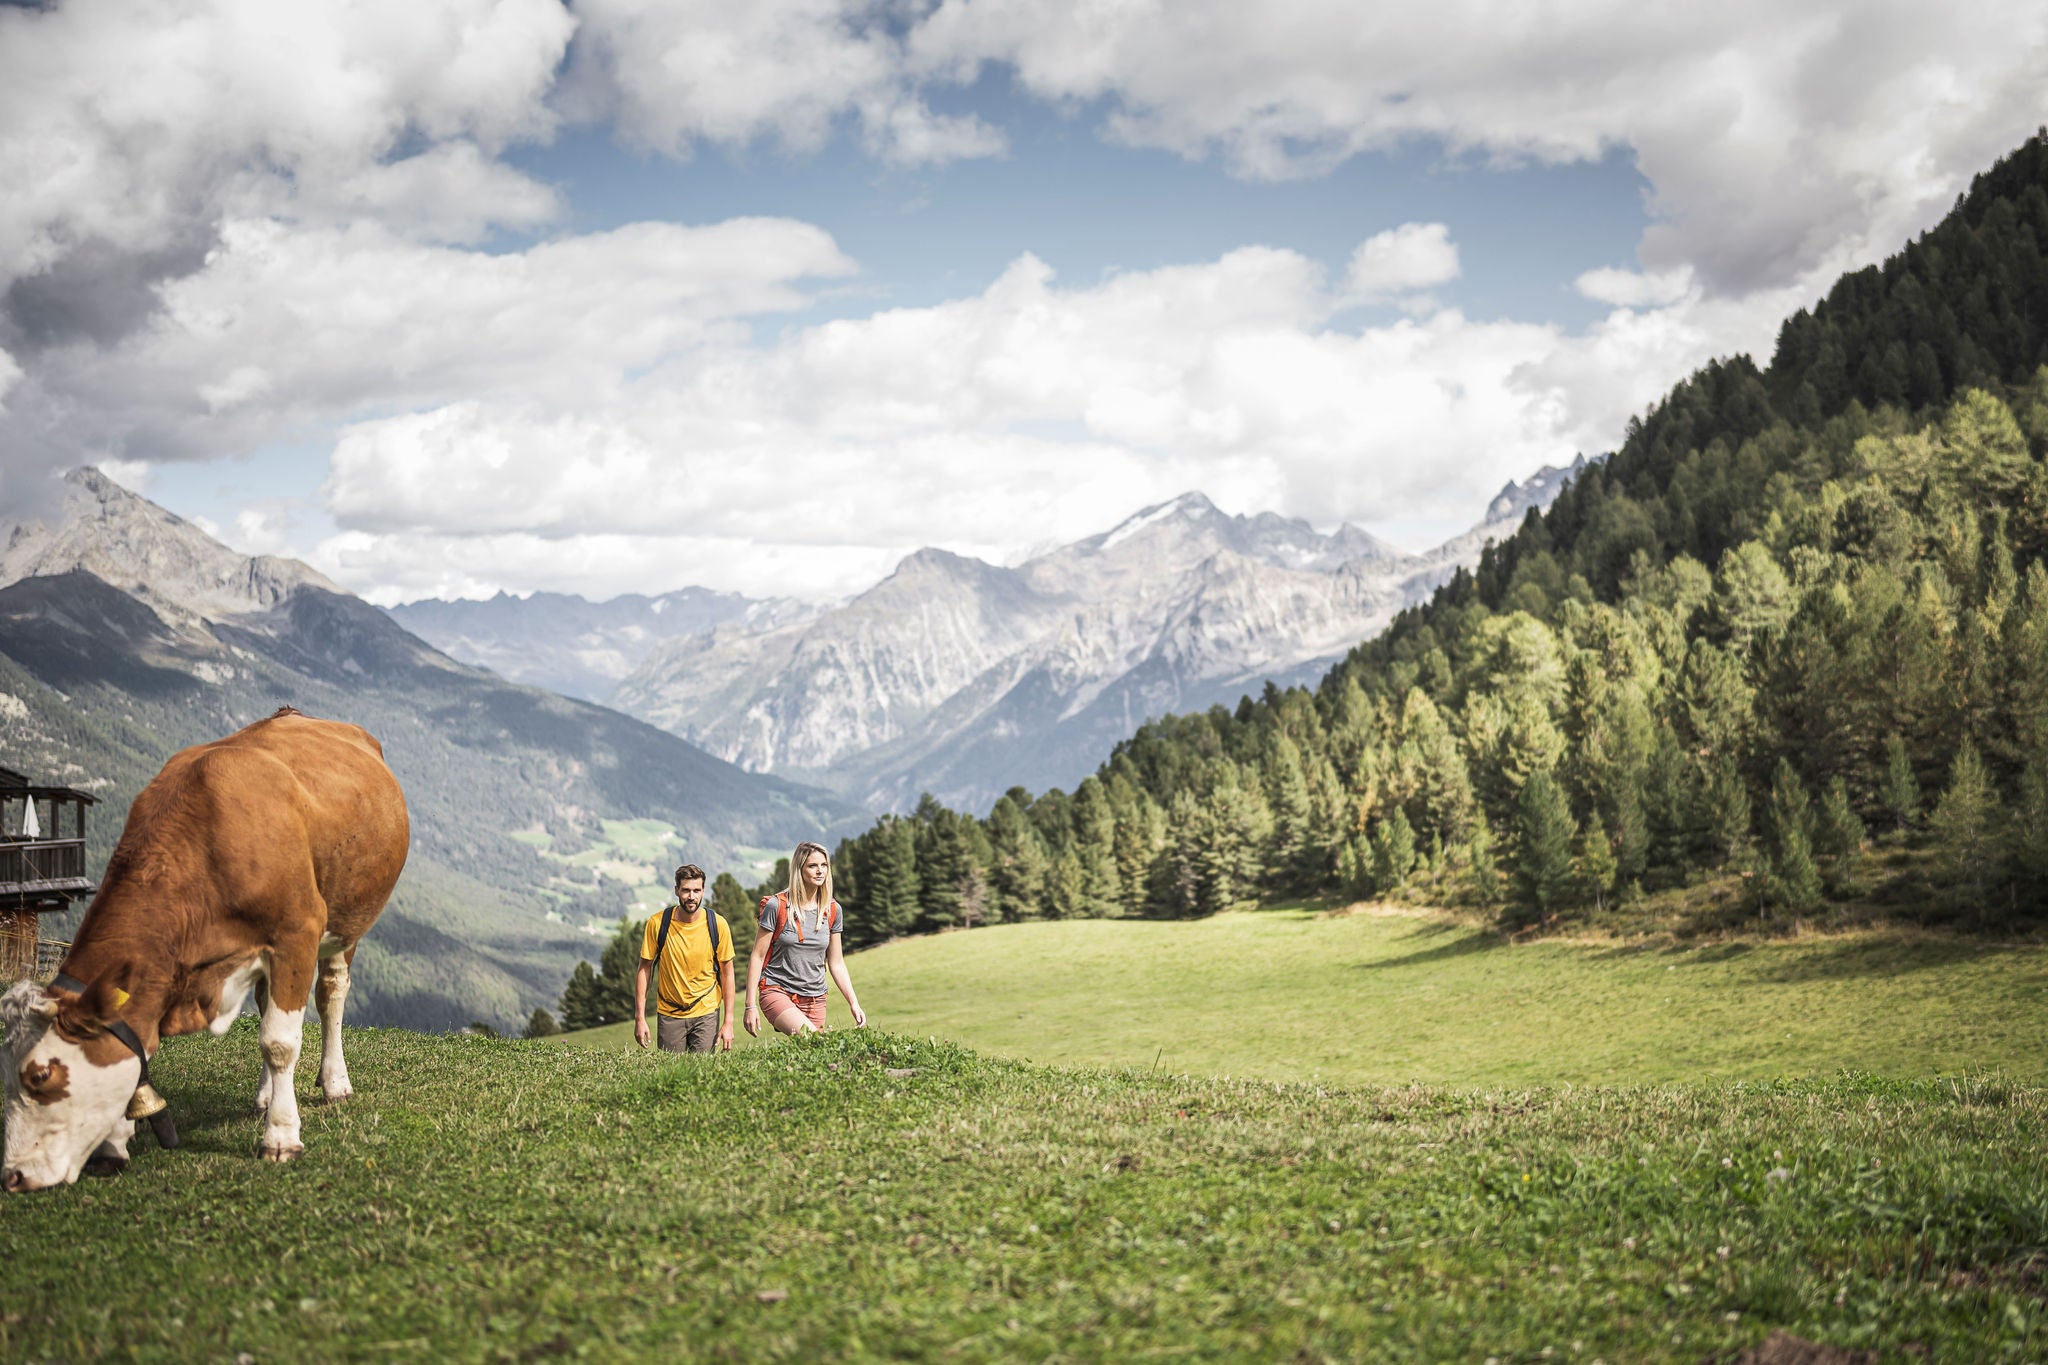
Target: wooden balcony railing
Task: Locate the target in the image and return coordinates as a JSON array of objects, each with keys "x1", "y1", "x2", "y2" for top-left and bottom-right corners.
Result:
[{"x1": 0, "y1": 837, "x2": 90, "y2": 896}]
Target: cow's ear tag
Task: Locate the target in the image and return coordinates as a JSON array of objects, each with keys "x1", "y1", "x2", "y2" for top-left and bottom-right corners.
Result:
[{"x1": 110, "y1": 987, "x2": 131, "y2": 1010}]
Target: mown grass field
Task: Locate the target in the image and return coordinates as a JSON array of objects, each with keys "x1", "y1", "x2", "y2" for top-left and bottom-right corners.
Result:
[
  {"x1": 559, "y1": 908, "x2": 2048, "y2": 1087},
  {"x1": 0, "y1": 1025, "x2": 2042, "y2": 1363}
]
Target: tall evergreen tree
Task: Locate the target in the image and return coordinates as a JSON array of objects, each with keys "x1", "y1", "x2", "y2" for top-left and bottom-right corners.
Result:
[
  {"x1": 1814, "y1": 775, "x2": 1867, "y2": 896},
  {"x1": 1880, "y1": 731, "x2": 1921, "y2": 832},
  {"x1": 987, "y1": 793, "x2": 1048, "y2": 922},
  {"x1": 1929, "y1": 740, "x2": 2003, "y2": 911},
  {"x1": 1369, "y1": 807, "x2": 1417, "y2": 894},
  {"x1": 1577, "y1": 812, "x2": 1618, "y2": 913},
  {"x1": 1761, "y1": 759, "x2": 1824, "y2": 916},
  {"x1": 1509, "y1": 770, "x2": 1577, "y2": 928}
]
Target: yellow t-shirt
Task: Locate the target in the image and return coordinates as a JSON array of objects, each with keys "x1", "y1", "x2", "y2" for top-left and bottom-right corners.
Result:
[{"x1": 639, "y1": 910, "x2": 735, "y2": 1019}]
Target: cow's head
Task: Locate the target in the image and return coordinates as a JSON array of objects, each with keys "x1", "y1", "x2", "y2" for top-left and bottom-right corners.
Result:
[{"x1": 2, "y1": 979, "x2": 140, "y2": 1191}]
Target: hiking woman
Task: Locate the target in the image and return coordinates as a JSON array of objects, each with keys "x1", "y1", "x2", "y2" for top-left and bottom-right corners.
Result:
[{"x1": 744, "y1": 840, "x2": 866, "y2": 1036}]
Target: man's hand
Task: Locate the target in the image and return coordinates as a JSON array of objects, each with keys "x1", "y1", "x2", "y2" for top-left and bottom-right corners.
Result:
[
  {"x1": 633, "y1": 1017, "x2": 650, "y2": 1049},
  {"x1": 719, "y1": 1019, "x2": 735, "y2": 1052},
  {"x1": 743, "y1": 1003, "x2": 761, "y2": 1037}
]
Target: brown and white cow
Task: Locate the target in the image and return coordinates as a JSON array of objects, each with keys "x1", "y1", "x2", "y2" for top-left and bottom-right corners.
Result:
[{"x1": 2, "y1": 708, "x2": 408, "y2": 1190}]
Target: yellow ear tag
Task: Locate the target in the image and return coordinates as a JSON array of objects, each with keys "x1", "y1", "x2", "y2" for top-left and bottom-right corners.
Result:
[{"x1": 110, "y1": 987, "x2": 130, "y2": 1009}]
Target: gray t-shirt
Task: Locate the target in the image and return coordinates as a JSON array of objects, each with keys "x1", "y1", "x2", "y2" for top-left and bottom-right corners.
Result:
[{"x1": 758, "y1": 896, "x2": 840, "y2": 997}]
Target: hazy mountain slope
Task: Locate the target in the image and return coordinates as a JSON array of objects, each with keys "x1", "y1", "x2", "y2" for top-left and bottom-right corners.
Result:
[
  {"x1": 386, "y1": 588, "x2": 818, "y2": 702},
  {"x1": 612, "y1": 480, "x2": 1567, "y2": 811},
  {"x1": 0, "y1": 471, "x2": 858, "y2": 1030}
]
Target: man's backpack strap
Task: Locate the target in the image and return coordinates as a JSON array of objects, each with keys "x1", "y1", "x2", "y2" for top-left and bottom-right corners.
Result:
[{"x1": 651, "y1": 904, "x2": 677, "y2": 1014}]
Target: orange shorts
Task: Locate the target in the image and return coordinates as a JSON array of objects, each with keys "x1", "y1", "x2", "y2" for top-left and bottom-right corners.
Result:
[{"x1": 759, "y1": 982, "x2": 827, "y2": 1033}]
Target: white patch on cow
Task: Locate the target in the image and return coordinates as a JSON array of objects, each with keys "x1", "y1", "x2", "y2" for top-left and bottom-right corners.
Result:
[
  {"x1": 314, "y1": 950, "x2": 353, "y2": 1102},
  {"x1": 1, "y1": 982, "x2": 142, "y2": 1192},
  {"x1": 257, "y1": 1000, "x2": 306, "y2": 1162},
  {"x1": 209, "y1": 953, "x2": 267, "y2": 1036}
]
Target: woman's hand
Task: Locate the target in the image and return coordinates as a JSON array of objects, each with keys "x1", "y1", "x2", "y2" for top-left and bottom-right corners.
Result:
[
  {"x1": 849, "y1": 1002, "x2": 867, "y2": 1029},
  {"x1": 743, "y1": 1003, "x2": 761, "y2": 1037}
]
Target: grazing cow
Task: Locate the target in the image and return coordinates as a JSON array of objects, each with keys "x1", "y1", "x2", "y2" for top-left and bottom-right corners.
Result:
[{"x1": 1, "y1": 708, "x2": 408, "y2": 1190}]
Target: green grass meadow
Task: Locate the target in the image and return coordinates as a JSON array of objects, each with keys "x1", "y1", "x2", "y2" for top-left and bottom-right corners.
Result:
[
  {"x1": 0, "y1": 1026, "x2": 2043, "y2": 1363},
  {"x1": 4, "y1": 911, "x2": 2044, "y2": 1362},
  {"x1": 561, "y1": 908, "x2": 2048, "y2": 1087}
]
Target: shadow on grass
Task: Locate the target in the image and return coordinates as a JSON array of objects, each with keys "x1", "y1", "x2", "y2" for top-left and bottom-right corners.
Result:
[
  {"x1": 1744, "y1": 935, "x2": 2027, "y2": 984},
  {"x1": 1355, "y1": 922, "x2": 1501, "y2": 971}
]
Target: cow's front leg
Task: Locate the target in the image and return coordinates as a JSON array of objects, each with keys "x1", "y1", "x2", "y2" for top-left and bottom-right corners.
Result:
[
  {"x1": 314, "y1": 947, "x2": 354, "y2": 1103},
  {"x1": 257, "y1": 978, "x2": 308, "y2": 1163}
]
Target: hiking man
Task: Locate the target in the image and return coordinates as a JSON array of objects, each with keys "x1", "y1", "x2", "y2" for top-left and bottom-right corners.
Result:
[{"x1": 633, "y1": 863, "x2": 735, "y2": 1053}]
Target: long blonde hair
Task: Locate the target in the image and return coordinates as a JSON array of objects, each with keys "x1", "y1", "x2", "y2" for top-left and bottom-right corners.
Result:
[{"x1": 783, "y1": 840, "x2": 835, "y2": 938}]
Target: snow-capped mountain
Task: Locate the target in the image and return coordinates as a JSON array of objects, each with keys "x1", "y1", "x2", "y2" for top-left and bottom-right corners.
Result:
[{"x1": 609, "y1": 468, "x2": 1581, "y2": 811}]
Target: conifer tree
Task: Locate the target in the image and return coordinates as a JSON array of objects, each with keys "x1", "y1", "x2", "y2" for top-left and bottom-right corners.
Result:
[
  {"x1": 523, "y1": 1007, "x2": 560, "y2": 1039},
  {"x1": 1881, "y1": 732, "x2": 1921, "y2": 832},
  {"x1": 1509, "y1": 770, "x2": 1577, "y2": 928},
  {"x1": 987, "y1": 794, "x2": 1048, "y2": 922},
  {"x1": 912, "y1": 798, "x2": 971, "y2": 929},
  {"x1": 1814, "y1": 775, "x2": 1867, "y2": 895},
  {"x1": 1577, "y1": 812, "x2": 1618, "y2": 913},
  {"x1": 1369, "y1": 807, "x2": 1416, "y2": 894},
  {"x1": 1336, "y1": 831, "x2": 1373, "y2": 902},
  {"x1": 1929, "y1": 740, "x2": 2003, "y2": 911},
  {"x1": 558, "y1": 960, "x2": 603, "y2": 1032},
  {"x1": 1070, "y1": 776, "x2": 1124, "y2": 915},
  {"x1": 860, "y1": 816, "x2": 921, "y2": 941},
  {"x1": 1700, "y1": 754, "x2": 1753, "y2": 865},
  {"x1": 1762, "y1": 759, "x2": 1823, "y2": 915}
]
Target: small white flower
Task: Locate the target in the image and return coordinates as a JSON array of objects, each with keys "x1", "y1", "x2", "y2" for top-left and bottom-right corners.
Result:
[{"x1": 1767, "y1": 1166, "x2": 1792, "y2": 1182}]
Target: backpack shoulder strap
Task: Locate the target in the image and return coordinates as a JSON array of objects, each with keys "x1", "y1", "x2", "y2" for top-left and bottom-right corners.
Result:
[{"x1": 651, "y1": 905, "x2": 677, "y2": 1012}]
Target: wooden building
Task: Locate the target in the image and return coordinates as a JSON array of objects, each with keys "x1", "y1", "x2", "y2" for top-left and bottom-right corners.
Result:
[{"x1": 0, "y1": 766, "x2": 97, "y2": 982}]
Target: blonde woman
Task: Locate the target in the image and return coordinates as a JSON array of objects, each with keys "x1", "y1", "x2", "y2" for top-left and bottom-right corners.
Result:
[{"x1": 743, "y1": 841, "x2": 867, "y2": 1036}]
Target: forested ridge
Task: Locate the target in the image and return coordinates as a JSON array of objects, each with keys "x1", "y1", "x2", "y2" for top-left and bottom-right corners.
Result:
[{"x1": 796, "y1": 132, "x2": 2048, "y2": 946}]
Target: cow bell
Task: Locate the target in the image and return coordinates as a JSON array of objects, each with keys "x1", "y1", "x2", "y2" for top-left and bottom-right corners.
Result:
[
  {"x1": 126, "y1": 1082, "x2": 166, "y2": 1120},
  {"x1": 127, "y1": 1083, "x2": 181, "y2": 1149}
]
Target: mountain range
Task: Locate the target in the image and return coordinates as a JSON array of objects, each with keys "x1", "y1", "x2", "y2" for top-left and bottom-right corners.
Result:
[
  {"x1": 396, "y1": 464, "x2": 1580, "y2": 813},
  {"x1": 0, "y1": 469, "x2": 855, "y2": 1031}
]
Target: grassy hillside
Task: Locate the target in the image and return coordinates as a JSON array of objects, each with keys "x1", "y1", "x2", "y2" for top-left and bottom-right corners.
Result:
[
  {"x1": 0, "y1": 1027, "x2": 2038, "y2": 1362},
  {"x1": 560, "y1": 910, "x2": 2048, "y2": 1087}
]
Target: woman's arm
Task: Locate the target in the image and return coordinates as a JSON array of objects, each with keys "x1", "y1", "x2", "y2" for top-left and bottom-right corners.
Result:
[
  {"x1": 742, "y1": 928, "x2": 773, "y2": 1037},
  {"x1": 825, "y1": 934, "x2": 866, "y2": 1028}
]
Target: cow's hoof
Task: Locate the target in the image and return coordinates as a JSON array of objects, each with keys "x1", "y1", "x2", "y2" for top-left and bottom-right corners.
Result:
[
  {"x1": 320, "y1": 1083, "x2": 354, "y2": 1104},
  {"x1": 258, "y1": 1141, "x2": 304, "y2": 1164},
  {"x1": 82, "y1": 1155, "x2": 129, "y2": 1178}
]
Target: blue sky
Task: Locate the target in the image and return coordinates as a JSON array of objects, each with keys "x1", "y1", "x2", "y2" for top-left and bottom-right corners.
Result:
[{"x1": 3, "y1": 1, "x2": 2045, "y2": 603}]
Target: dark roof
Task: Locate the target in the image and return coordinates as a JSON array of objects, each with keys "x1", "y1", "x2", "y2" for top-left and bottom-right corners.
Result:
[{"x1": 0, "y1": 766, "x2": 97, "y2": 803}]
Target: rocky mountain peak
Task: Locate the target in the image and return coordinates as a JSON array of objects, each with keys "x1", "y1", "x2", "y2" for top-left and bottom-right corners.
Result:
[{"x1": 1, "y1": 466, "x2": 342, "y2": 628}]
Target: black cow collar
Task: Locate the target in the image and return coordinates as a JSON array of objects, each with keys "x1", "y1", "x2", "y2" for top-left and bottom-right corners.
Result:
[{"x1": 50, "y1": 973, "x2": 180, "y2": 1150}]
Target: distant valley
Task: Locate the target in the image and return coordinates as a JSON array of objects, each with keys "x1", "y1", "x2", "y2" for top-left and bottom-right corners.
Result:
[{"x1": 395, "y1": 465, "x2": 1579, "y2": 813}]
